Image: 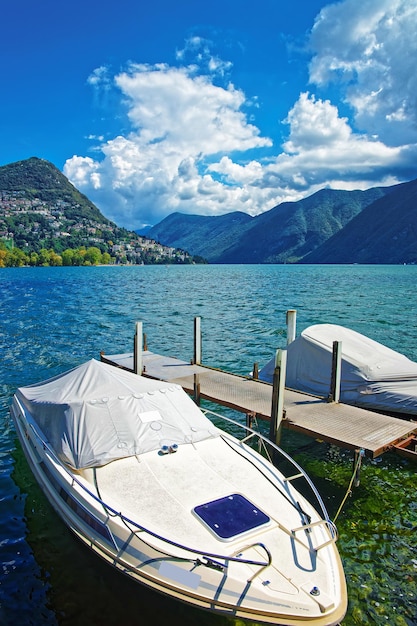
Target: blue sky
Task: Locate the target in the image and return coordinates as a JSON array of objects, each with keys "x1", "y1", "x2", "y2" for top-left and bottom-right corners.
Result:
[{"x1": 2, "y1": 0, "x2": 417, "y2": 229}]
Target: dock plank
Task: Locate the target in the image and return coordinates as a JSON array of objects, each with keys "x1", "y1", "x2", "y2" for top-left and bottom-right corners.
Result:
[{"x1": 101, "y1": 351, "x2": 417, "y2": 457}]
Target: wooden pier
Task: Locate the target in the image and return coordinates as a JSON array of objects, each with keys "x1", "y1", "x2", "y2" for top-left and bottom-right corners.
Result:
[{"x1": 100, "y1": 349, "x2": 417, "y2": 459}]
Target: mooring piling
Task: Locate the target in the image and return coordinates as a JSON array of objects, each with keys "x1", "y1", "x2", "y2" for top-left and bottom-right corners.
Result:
[
  {"x1": 269, "y1": 348, "x2": 287, "y2": 446},
  {"x1": 329, "y1": 340, "x2": 342, "y2": 403}
]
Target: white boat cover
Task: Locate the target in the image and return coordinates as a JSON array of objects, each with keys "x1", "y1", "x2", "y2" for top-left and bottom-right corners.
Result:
[
  {"x1": 259, "y1": 324, "x2": 417, "y2": 416},
  {"x1": 16, "y1": 359, "x2": 220, "y2": 469}
]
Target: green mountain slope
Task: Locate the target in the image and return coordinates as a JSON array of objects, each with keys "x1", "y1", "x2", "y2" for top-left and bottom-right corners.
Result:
[
  {"x1": 147, "y1": 211, "x2": 253, "y2": 259},
  {"x1": 216, "y1": 187, "x2": 388, "y2": 263},
  {"x1": 0, "y1": 157, "x2": 109, "y2": 223},
  {"x1": 302, "y1": 178, "x2": 417, "y2": 264},
  {"x1": 148, "y1": 186, "x2": 390, "y2": 263}
]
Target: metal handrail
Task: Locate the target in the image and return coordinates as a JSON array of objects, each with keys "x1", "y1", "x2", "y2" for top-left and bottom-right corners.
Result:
[
  {"x1": 232, "y1": 543, "x2": 272, "y2": 582},
  {"x1": 291, "y1": 519, "x2": 339, "y2": 553},
  {"x1": 202, "y1": 408, "x2": 334, "y2": 534}
]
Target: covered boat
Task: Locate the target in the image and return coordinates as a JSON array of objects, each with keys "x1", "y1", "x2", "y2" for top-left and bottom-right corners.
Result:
[
  {"x1": 259, "y1": 324, "x2": 417, "y2": 417},
  {"x1": 12, "y1": 359, "x2": 347, "y2": 625}
]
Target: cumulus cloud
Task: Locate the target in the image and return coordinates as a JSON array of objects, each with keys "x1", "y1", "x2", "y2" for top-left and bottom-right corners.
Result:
[
  {"x1": 271, "y1": 93, "x2": 407, "y2": 190},
  {"x1": 309, "y1": 0, "x2": 417, "y2": 145},
  {"x1": 115, "y1": 64, "x2": 269, "y2": 155},
  {"x1": 64, "y1": 1, "x2": 417, "y2": 229},
  {"x1": 65, "y1": 60, "x2": 272, "y2": 227}
]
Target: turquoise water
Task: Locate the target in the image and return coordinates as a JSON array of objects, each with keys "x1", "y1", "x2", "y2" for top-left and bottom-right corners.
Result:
[{"x1": 1, "y1": 264, "x2": 416, "y2": 625}]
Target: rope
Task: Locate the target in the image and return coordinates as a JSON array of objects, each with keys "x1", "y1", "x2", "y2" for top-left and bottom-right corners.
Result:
[{"x1": 333, "y1": 451, "x2": 363, "y2": 522}]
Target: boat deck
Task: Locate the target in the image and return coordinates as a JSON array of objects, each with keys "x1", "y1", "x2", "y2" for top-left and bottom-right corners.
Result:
[
  {"x1": 91, "y1": 437, "x2": 299, "y2": 555},
  {"x1": 100, "y1": 351, "x2": 417, "y2": 458}
]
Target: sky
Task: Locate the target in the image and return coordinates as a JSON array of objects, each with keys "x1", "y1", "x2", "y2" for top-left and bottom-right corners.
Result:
[{"x1": 2, "y1": 0, "x2": 417, "y2": 230}]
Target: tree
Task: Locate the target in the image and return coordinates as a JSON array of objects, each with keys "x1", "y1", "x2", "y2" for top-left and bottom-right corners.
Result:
[
  {"x1": 83, "y1": 246, "x2": 102, "y2": 265},
  {"x1": 62, "y1": 248, "x2": 74, "y2": 266},
  {"x1": 101, "y1": 252, "x2": 112, "y2": 265},
  {"x1": 38, "y1": 248, "x2": 51, "y2": 266},
  {"x1": 72, "y1": 248, "x2": 86, "y2": 266},
  {"x1": 5, "y1": 247, "x2": 28, "y2": 267},
  {"x1": 29, "y1": 252, "x2": 39, "y2": 266},
  {"x1": 49, "y1": 250, "x2": 63, "y2": 266}
]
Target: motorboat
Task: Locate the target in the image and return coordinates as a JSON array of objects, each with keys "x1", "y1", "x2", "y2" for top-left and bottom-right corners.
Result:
[
  {"x1": 11, "y1": 359, "x2": 347, "y2": 625},
  {"x1": 259, "y1": 324, "x2": 417, "y2": 418}
]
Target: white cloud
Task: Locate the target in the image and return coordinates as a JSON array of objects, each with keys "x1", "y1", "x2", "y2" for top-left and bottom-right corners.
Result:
[
  {"x1": 115, "y1": 64, "x2": 270, "y2": 155},
  {"x1": 270, "y1": 93, "x2": 407, "y2": 190},
  {"x1": 64, "y1": 2, "x2": 417, "y2": 229},
  {"x1": 211, "y1": 92, "x2": 408, "y2": 205},
  {"x1": 283, "y1": 93, "x2": 351, "y2": 153},
  {"x1": 309, "y1": 0, "x2": 417, "y2": 145},
  {"x1": 65, "y1": 62, "x2": 272, "y2": 227}
]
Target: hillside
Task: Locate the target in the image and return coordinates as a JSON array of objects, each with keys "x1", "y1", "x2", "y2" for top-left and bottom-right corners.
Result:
[
  {"x1": 0, "y1": 157, "x2": 108, "y2": 223},
  {"x1": 302, "y1": 178, "x2": 417, "y2": 264},
  {"x1": 147, "y1": 186, "x2": 391, "y2": 263},
  {"x1": 0, "y1": 157, "x2": 200, "y2": 265},
  {"x1": 145, "y1": 211, "x2": 253, "y2": 261}
]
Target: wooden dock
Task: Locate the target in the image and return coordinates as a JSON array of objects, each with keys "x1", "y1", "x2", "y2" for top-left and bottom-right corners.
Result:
[{"x1": 100, "y1": 350, "x2": 417, "y2": 458}]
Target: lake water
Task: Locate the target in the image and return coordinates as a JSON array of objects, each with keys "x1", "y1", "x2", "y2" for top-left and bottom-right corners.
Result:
[{"x1": 1, "y1": 264, "x2": 416, "y2": 625}]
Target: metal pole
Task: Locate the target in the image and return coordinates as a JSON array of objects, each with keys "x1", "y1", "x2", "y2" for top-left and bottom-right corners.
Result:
[
  {"x1": 193, "y1": 373, "x2": 201, "y2": 406},
  {"x1": 269, "y1": 349, "x2": 287, "y2": 445},
  {"x1": 286, "y1": 309, "x2": 297, "y2": 345},
  {"x1": 329, "y1": 340, "x2": 342, "y2": 403},
  {"x1": 134, "y1": 321, "x2": 143, "y2": 375},
  {"x1": 194, "y1": 316, "x2": 202, "y2": 365},
  {"x1": 353, "y1": 449, "x2": 364, "y2": 487}
]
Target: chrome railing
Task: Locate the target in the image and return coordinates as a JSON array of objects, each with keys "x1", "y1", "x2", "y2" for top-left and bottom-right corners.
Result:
[{"x1": 202, "y1": 408, "x2": 334, "y2": 535}]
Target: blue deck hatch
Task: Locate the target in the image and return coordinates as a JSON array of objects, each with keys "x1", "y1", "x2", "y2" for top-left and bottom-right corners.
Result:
[{"x1": 193, "y1": 493, "x2": 270, "y2": 540}]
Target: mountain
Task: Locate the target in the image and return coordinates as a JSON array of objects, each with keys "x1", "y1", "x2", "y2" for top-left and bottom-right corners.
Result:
[
  {"x1": 301, "y1": 177, "x2": 417, "y2": 264},
  {"x1": 147, "y1": 186, "x2": 391, "y2": 263},
  {"x1": 145, "y1": 211, "x2": 253, "y2": 261},
  {"x1": 0, "y1": 156, "x2": 108, "y2": 223},
  {"x1": 0, "y1": 157, "x2": 200, "y2": 265}
]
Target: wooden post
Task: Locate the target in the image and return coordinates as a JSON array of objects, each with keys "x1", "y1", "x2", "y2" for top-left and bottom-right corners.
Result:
[
  {"x1": 194, "y1": 316, "x2": 202, "y2": 365},
  {"x1": 329, "y1": 340, "x2": 342, "y2": 403},
  {"x1": 134, "y1": 321, "x2": 143, "y2": 375},
  {"x1": 269, "y1": 349, "x2": 287, "y2": 446},
  {"x1": 193, "y1": 373, "x2": 201, "y2": 406},
  {"x1": 286, "y1": 309, "x2": 297, "y2": 345},
  {"x1": 252, "y1": 362, "x2": 259, "y2": 379},
  {"x1": 246, "y1": 411, "x2": 255, "y2": 430}
]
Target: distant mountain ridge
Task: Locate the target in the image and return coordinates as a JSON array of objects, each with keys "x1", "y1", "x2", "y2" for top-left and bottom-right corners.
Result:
[
  {"x1": 147, "y1": 184, "x2": 403, "y2": 263},
  {"x1": 146, "y1": 211, "x2": 253, "y2": 262}
]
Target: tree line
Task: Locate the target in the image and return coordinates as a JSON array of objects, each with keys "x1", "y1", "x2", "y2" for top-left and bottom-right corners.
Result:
[{"x1": 0, "y1": 242, "x2": 112, "y2": 267}]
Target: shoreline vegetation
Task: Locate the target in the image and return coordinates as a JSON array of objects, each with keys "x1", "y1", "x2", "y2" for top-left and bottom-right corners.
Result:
[{"x1": 0, "y1": 241, "x2": 206, "y2": 268}]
